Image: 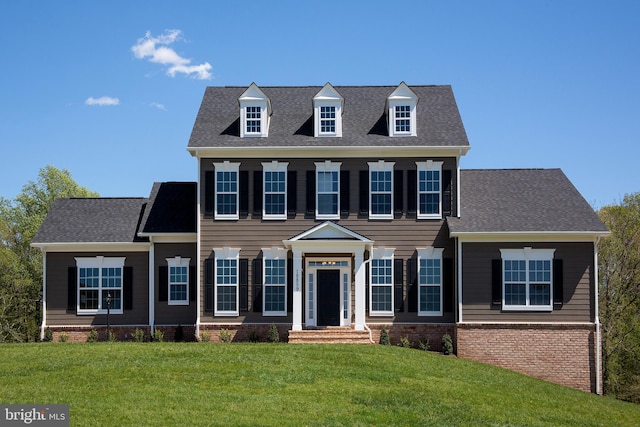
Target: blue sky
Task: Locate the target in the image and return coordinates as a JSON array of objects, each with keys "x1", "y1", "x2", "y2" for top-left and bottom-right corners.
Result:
[{"x1": 1, "y1": 1, "x2": 638, "y2": 208}]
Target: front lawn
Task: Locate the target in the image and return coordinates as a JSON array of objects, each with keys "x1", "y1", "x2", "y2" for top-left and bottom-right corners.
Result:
[{"x1": 0, "y1": 343, "x2": 637, "y2": 426}]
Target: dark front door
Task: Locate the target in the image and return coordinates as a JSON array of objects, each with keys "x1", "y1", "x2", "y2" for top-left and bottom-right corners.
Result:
[{"x1": 317, "y1": 269, "x2": 340, "y2": 326}]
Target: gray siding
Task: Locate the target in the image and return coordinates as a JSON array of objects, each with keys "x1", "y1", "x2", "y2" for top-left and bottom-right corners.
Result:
[
  {"x1": 45, "y1": 252, "x2": 149, "y2": 326},
  {"x1": 199, "y1": 156, "x2": 458, "y2": 324},
  {"x1": 154, "y1": 242, "x2": 197, "y2": 325},
  {"x1": 461, "y1": 242, "x2": 594, "y2": 322}
]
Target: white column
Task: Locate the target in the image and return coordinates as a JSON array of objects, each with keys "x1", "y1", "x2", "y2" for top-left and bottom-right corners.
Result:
[
  {"x1": 40, "y1": 248, "x2": 47, "y2": 340},
  {"x1": 354, "y1": 251, "x2": 365, "y2": 331},
  {"x1": 292, "y1": 250, "x2": 303, "y2": 331}
]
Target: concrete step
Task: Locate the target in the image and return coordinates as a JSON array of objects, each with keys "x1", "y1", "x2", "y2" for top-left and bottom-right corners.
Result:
[{"x1": 288, "y1": 328, "x2": 373, "y2": 344}]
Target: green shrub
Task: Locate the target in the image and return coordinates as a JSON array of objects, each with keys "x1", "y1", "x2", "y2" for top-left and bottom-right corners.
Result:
[
  {"x1": 418, "y1": 338, "x2": 430, "y2": 351},
  {"x1": 107, "y1": 330, "x2": 117, "y2": 342},
  {"x1": 219, "y1": 328, "x2": 232, "y2": 343},
  {"x1": 379, "y1": 326, "x2": 391, "y2": 345},
  {"x1": 174, "y1": 325, "x2": 184, "y2": 342},
  {"x1": 58, "y1": 333, "x2": 69, "y2": 343},
  {"x1": 43, "y1": 328, "x2": 53, "y2": 342},
  {"x1": 441, "y1": 333, "x2": 453, "y2": 355},
  {"x1": 267, "y1": 324, "x2": 280, "y2": 343},
  {"x1": 248, "y1": 330, "x2": 261, "y2": 343},
  {"x1": 399, "y1": 336, "x2": 412, "y2": 348},
  {"x1": 200, "y1": 332, "x2": 211, "y2": 343},
  {"x1": 154, "y1": 328, "x2": 164, "y2": 343},
  {"x1": 132, "y1": 328, "x2": 145, "y2": 343},
  {"x1": 87, "y1": 329, "x2": 98, "y2": 343}
]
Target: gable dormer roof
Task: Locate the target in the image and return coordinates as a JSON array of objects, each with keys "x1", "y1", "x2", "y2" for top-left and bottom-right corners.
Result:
[
  {"x1": 386, "y1": 81, "x2": 418, "y2": 104},
  {"x1": 386, "y1": 82, "x2": 419, "y2": 137},
  {"x1": 312, "y1": 82, "x2": 344, "y2": 106},
  {"x1": 312, "y1": 82, "x2": 344, "y2": 137},
  {"x1": 238, "y1": 83, "x2": 271, "y2": 138},
  {"x1": 238, "y1": 82, "x2": 272, "y2": 114}
]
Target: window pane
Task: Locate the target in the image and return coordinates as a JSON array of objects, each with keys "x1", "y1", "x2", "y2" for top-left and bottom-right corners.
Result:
[
  {"x1": 530, "y1": 284, "x2": 550, "y2": 305},
  {"x1": 318, "y1": 194, "x2": 338, "y2": 215},
  {"x1": 371, "y1": 285, "x2": 392, "y2": 312},
  {"x1": 419, "y1": 286, "x2": 440, "y2": 312},
  {"x1": 217, "y1": 286, "x2": 236, "y2": 312},
  {"x1": 264, "y1": 286, "x2": 285, "y2": 312},
  {"x1": 505, "y1": 283, "x2": 526, "y2": 305},
  {"x1": 79, "y1": 289, "x2": 98, "y2": 310},
  {"x1": 102, "y1": 289, "x2": 121, "y2": 310}
]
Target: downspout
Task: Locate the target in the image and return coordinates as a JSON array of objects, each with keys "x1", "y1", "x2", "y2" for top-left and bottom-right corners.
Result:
[
  {"x1": 362, "y1": 254, "x2": 374, "y2": 344},
  {"x1": 195, "y1": 157, "x2": 202, "y2": 340},
  {"x1": 40, "y1": 248, "x2": 47, "y2": 340},
  {"x1": 457, "y1": 238, "x2": 463, "y2": 323},
  {"x1": 594, "y1": 236, "x2": 602, "y2": 395},
  {"x1": 149, "y1": 237, "x2": 155, "y2": 338}
]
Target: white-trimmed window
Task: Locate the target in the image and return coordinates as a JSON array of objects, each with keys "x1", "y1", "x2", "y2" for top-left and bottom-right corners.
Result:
[
  {"x1": 315, "y1": 161, "x2": 341, "y2": 219},
  {"x1": 417, "y1": 247, "x2": 443, "y2": 316},
  {"x1": 262, "y1": 161, "x2": 288, "y2": 220},
  {"x1": 262, "y1": 248, "x2": 288, "y2": 316},
  {"x1": 370, "y1": 247, "x2": 395, "y2": 316},
  {"x1": 387, "y1": 82, "x2": 418, "y2": 137},
  {"x1": 214, "y1": 161, "x2": 240, "y2": 220},
  {"x1": 313, "y1": 83, "x2": 343, "y2": 137},
  {"x1": 76, "y1": 257, "x2": 125, "y2": 315},
  {"x1": 500, "y1": 248, "x2": 555, "y2": 311},
  {"x1": 214, "y1": 248, "x2": 240, "y2": 316},
  {"x1": 369, "y1": 161, "x2": 395, "y2": 219},
  {"x1": 167, "y1": 256, "x2": 190, "y2": 305},
  {"x1": 239, "y1": 83, "x2": 271, "y2": 138},
  {"x1": 416, "y1": 160, "x2": 443, "y2": 219}
]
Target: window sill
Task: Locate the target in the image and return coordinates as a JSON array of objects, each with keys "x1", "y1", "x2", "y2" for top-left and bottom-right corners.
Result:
[
  {"x1": 369, "y1": 312, "x2": 394, "y2": 317},
  {"x1": 418, "y1": 311, "x2": 443, "y2": 317},
  {"x1": 502, "y1": 305, "x2": 553, "y2": 312},
  {"x1": 77, "y1": 310, "x2": 123, "y2": 315},
  {"x1": 168, "y1": 301, "x2": 189, "y2": 306},
  {"x1": 214, "y1": 311, "x2": 239, "y2": 317},
  {"x1": 263, "y1": 312, "x2": 287, "y2": 317}
]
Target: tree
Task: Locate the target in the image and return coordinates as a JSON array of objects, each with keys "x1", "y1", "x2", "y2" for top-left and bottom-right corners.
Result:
[
  {"x1": 598, "y1": 193, "x2": 640, "y2": 403},
  {"x1": 0, "y1": 166, "x2": 98, "y2": 342}
]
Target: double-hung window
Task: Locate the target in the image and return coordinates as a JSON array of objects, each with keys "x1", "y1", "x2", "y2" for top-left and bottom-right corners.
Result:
[
  {"x1": 370, "y1": 248, "x2": 395, "y2": 316},
  {"x1": 262, "y1": 248, "x2": 288, "y2": 316},
  {"x1": 320, "y1": 106, "x2": 336, "y2": 134},
  {"x1": 500, "y1": 248, "x2": 555, "y2": 311},
  {"x1": 315, "y1": 161, "x2": 341, "y2": 219},
  {"x1": 417, "y1": 247, "x2": 443, "y2": 316},
  {"x1": 369, "y1": 161, "x2": 394, "y2": 219},
  {"x1": 395, "y1": 105, "x2": 411, "y2": 133},
  {"x1": 416, "y1": 161, "x2": 443, "y2": 219},
  {"x1": 215, "y1": 248, "x2": 240, "y2": 316},
  {"x1": 167, "y1": 257, "x2": 190, "y2": 305},
  {"x1": 245, "y1": 106, "x2": 261, "y2": 134},
  {"x1": 214, "y1": 162, "x2": 240, "y2": 220},
  {"x1": 76, "y1": 257, "x2": 125, "y2": 315},
  {"x1": 262, "y1": 161, "x2": 288, "y2": 220}
]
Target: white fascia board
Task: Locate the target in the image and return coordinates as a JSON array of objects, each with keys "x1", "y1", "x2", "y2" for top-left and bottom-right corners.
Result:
[
  {"x1": 30, "y1": 242, "x2": 150, "y2": 252},
  {"x1": 451, "y1": 231, "x2": 610, "y2": 243},
  {"x1": 188, "y1": 145, "x2": 470, "y2": 159},
  {"x1": 137, "y1": 233, "x2": 197, "y2": 243}
]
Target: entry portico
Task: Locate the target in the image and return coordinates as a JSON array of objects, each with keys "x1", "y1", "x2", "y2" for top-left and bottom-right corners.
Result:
[{"x1": 283, "y1": 222, "x2": 373, "y2": 331}]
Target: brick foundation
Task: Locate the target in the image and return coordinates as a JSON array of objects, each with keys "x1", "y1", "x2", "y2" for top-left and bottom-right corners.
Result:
[
  {"x1": 456, "y1": 323, "x2": 598, "y2": 393},
  {"x1": 367, "y1": 324, "x2": 456, "y2": 351},
  {"x1": 199, "y1": 324, "x2": 289, "y2": 343},
  {"x1": 46, "y1": 325, "x2": 197, "y2": 342}
]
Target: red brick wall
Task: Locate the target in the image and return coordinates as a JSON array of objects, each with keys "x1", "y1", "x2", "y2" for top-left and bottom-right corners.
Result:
[
  {"x1": 367, "y1": 324, "x2": 456, "y2": 351},
  {"x1": 456, "y1": 323, "x2": 598, "y2": 393}
]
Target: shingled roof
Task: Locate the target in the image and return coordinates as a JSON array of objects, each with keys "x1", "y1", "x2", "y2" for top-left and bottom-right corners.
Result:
[
  {"x1": 188, "y1": 85, "x2": 469, "y2": 149},
  {"x1": 32, "y1": 198, "x2": 148, "y2": 244},
  {"x1": 139, "y1": 182, "x2": 197, "y2": 234},
  {"x1": 447, "y1": 169, "x2": 609, "y2": 235}
]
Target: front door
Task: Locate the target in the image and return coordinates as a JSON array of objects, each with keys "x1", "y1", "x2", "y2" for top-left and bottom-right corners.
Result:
[{"x1": 317, "y1": 269, "x2": 340, "y2": 326}]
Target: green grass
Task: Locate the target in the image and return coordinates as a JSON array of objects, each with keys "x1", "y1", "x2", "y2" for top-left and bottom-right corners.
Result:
[{"x1": 0, "y1": 343, "x2": 638, "y2": 426}]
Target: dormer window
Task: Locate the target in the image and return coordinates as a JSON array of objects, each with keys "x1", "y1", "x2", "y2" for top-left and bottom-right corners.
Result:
[
  {"x1": 313, "y1": 83, "x2": 343, "y2": 137},
  {"x1": 387, "y1": 82, "x2": 418, "y2": 137},
  {"x1": 239, "y1": 83, "x2": 271, "y2": 138}
]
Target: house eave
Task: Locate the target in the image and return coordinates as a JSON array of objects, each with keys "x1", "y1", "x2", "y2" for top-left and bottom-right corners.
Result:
[
  {"x1": 188, "y1": 145, "x2": 470, "y2": 159},
  {"x1": 137, "y1": 232, "x2": 197, "y2": 243},
  {"x1": 30, "y1": 242, "x2": 151, "y2": 252},
  {"x1": 449, "y1": 230, "x2": 610, "y2": 243}
]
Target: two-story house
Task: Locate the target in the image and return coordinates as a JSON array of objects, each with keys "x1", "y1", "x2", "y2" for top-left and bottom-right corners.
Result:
[{"x1": 32, "y1": 82, "x2": 609, "y2": 393}]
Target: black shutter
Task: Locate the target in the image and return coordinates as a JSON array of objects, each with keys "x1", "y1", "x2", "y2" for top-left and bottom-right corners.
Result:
[
  {"x1": 205, "y1": 171, "x2": 214, "y2": 217},
  {"x1": 124, "y1": 266, "x2": 133, "y2": 310},
  {"x1": 159, "y1": 266, "x2": 168, "y2": 302},
  {"x1": 305, "y1": 171, "x2": 315, "y2": 216},
  {"x1": 553, "y1": 259, "x2": 564, "y2": 308},
  {"x1": 394, "y1": 258, "x2": 404, "y2": 311},
  {"x1": 204, "y1": 258, "x2": 214, "y2": 313},
  {"x1": 340, "y1": 170, "x2": 350, "y2": 216},
  {"x1": 189, "y1": 265, "x2": 196, "y2": 302},
  {"x1": 407, "y1": 258, "x2": 418, "y2": 312},
  {"x1": 407, "y1": 170, "x2": 417, "y2": 215},
  {"x1": 239, "y1": 259, "x2": 249, "y2": 312},
  {"x1": 443, "y1": 169, "x2": 452, "y2": 217},
  {"x1": 491, "y1": 259, "x2": 502, "y2": 306},
  {"x1": 359, "y1": 170, "x2": 369, "y2": 216},
  {"x1": 239, "y1": 170, "x2": 249, "y2": 217},
  {"x1": 253, "y1": 171, "x2": 263, "y2": 216},
  {"x1": 253, "y1": 258, "x2": 263, "y2": 312},
  {"x1": 67, "y1": 266, "x2": 77, "y2": 311},
  {"x1": 394, "y1": 170, "x2": 404, "y2": 216},
  {"x1": 287, "y1": 258, "x2": 293, "y2": 313},
  {"x1": 443, "y1": 258, "x2": 453, "y2": 313},
  {"x1": 287, "y1": 171, "x2": 297, "y2": 217}
]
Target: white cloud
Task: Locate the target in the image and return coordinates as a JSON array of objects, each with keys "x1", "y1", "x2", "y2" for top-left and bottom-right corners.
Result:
[
  {"x1": 132, "y1": 30, "x2": 212, "y2": 80},
  {"x1": 85, "y1": 96, "x2": 120, "y2": 106},
  {"x1": 149, "y1": 102, "x2": 167, "y2": 111}
]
